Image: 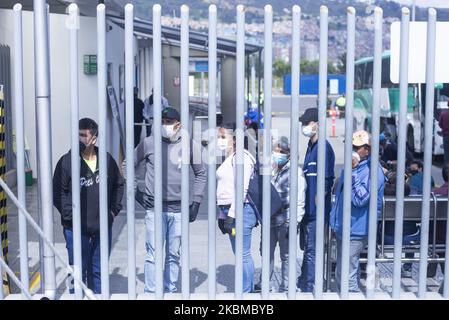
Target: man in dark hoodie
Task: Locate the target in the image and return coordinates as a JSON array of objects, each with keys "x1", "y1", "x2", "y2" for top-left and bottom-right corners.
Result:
[{"x1": 53, "y1": 118, "x2": 124, "y2": 294}]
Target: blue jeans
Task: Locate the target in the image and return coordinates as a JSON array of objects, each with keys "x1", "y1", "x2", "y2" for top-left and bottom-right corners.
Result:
[
  {"x1": 63, "y1": 227, "x2": 112, "y2": 294},
  {"x1": 144, "y1": 210, "x2": 181, "y2": 293},
  {"x1": 220, "y1": 204, "x2": 258, "y2": 293},
  {"x1": 257, "y1": 223, "x2": 289, "y2": 292},
  {"x1": 298, "y1": 220, "x2": 316, "y2": 292},
  {"x1": 335, "y1": 237, "x2": 368, "y2": 292}
]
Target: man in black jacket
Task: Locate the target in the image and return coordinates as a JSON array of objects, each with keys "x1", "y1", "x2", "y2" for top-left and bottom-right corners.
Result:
[{"x1": 53, "y1": 118, "x2": 124, "y2": 294}]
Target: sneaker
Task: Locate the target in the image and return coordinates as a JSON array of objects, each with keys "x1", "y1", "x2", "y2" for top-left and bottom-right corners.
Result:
[
  {"x1": 251, "y1": 283, "x2": 274, "y2": 293},
  {"x1": 401, "y1": 264, "x2": 412, "y2": 278}
]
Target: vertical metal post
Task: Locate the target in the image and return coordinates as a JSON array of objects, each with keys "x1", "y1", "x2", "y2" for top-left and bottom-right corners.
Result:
[
  {"x1": 366, "y1": 7, "x2": 383, "y2": 300},
  {"x1": 392, "y1": 7, "x2": 410, "y2": 299},
  {"x1": 261, "y1": 4, "x2": 272, "y2": 300},
  {"x1": 366, "y1": 7, "x2": 383, "y2": 299},
  {"x1": 246, "y1": 55, "x2": 250, "y2": 111},
  {"x1": 412, "y1": 0, "x2": 416, "y2": 21},
  {"x1": 139, "y1": 49, "x2": 146, "y2": 100},
  {"x1": 153, "y1": 4, "x2": 164, "y2": 300},
  {"x1": 257, "y1": 51, "x2": 261, "y2": 117},
  {"x1": 208, "y1": 4, "x2": 217, "y2": 300},
  {"x1": 251, "y1": 55, "x2": 256, "y2": 106},
  {"x1": 96, "y1": 3, "x2": 110, "y2": 299},
  {"x1": 288, "y1": 4, "x2": 301, "y2": 300},
  {"x1": 68, "y1": 3, "x2": 83, "y2": 300},
  {"x1": 145, "y1": 47, "x2": 151, "y2": 99},
  {"x1": 125, "y1": 3, "x2": 137, "y2": 300},
  {"x1": 200, "y1": 72, "x2": 205, "y2": 99},
  {"x1": 445, "y1": 204, "x2": 449, "y2": 298},
  {"x1": 314, "y1": 5, "x2": 328, "y2": 299},
  {"x1": 180, "y1": 4, "x2": 190, "y2": 299},
  {"x1": 235, "y1": 4, "x2": 245, "y2": 299},
  {"x1": 418, "y1": 8, "x2": 436, "y2": 299},
  {"x1": 13, "y1": 3, "x2": 30, "y2": 299},
  {"x1": 33, "y1": 0, "x2": 56, "y2": 299},
  {"x1": 0, "y1": 255, "x2": 3, "y2": 299},
  {"x1": 341, "y1": 6, "x2": 356, "y2": 300}
]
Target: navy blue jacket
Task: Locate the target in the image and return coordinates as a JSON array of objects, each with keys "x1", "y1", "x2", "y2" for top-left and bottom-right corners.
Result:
[{"x1": 302, "y1": 139, "x2": 335, "y2": 222}]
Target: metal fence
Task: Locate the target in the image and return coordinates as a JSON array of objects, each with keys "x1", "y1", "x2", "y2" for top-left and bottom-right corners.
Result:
[{"x1": 0, "y1": 1, "x2": 448, "y2": 300}]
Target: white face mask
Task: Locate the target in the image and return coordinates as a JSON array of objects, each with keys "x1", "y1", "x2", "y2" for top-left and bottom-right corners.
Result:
[
  {"x1": 217, "y1": 138, "x2": 228, "y2": 151},
  {"x1": 162, "y1": 124, "x2": 178, "y2": 140},
  {"x1": 302, "y1": 124, "x2": 316, "y2": 137}
]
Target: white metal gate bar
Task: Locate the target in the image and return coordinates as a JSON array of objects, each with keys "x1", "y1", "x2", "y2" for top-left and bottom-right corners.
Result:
[
  {"x1": 392, "y1": 8, "x2": 410, "y2": 299},
  {"x1": 13, "y1": 3, "x2": 29, "y2": 299}
]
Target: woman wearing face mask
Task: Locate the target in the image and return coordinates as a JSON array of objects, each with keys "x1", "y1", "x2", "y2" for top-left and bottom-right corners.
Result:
[
  {"x1": 216, "y1": 126, "x2": 233, "y2": 165},
  {"x1": 253, "y1": 136, "x2": 306, "y2": 292},
  {"x1": 216, "y1": 131, "x2": 259, "y2": 292}
]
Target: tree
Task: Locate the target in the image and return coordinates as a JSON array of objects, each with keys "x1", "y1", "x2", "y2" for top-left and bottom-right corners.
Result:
[{"x1": 272, "y1": 59, "x2": 291, "y2": 78}]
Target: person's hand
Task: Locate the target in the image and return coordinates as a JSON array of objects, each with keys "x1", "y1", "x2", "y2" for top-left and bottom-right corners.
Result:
[
  {"x1": 352, "y1": 152, "x2": 360, "y2": 169},
  {"x1": 218, "y1": 219, "x2": 227, "y2": 234},
  {"x1": 224, "y1": 216, "x2": 235, "y2": 234},
  {"x1": 189, "y1": 202, "x2": 200, "y2": 222},
  {"x1": 110, "y1": 211, "x2": 116, "y2": 221}
]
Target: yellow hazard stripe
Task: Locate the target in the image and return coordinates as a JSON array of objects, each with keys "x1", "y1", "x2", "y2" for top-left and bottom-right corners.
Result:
[
  {"x1": 29, "y1": 272, "x2": 41, "y2": 291},
  {"x1": 0, "y1": 88, "x2": 6, "y2": 261}
]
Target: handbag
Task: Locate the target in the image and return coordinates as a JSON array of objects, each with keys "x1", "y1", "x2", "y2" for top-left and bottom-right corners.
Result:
[{"x1": 232, "y1": 152, "x2": 283, "y2": 219}]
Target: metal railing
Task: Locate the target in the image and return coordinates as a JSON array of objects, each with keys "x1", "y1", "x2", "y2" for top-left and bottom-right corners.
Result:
[{"x1": 0, "y1": 1, "x2": 448, "y2": 300}]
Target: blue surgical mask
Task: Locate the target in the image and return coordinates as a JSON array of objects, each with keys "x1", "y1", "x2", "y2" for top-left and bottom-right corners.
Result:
[{"x1": 272, "y1": 152, "x2": 288, "y2": 166}]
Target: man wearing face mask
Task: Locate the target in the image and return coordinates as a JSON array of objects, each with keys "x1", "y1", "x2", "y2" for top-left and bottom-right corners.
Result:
[
  {"x1": 297, "y1": 107, "x2": 335, "y2": 292},
  {"x1": 133, "y1": 107, "x2": 207, "y2": 293},
  {"x1": 254, "y1": 136, "x2": 307, "y2": 292},
  {"x1": 330, "y1": 130, "x2": 385, "y2": 292},
  {"x1": 53, "y1": 118, "x2": 124, "y2": 294}
]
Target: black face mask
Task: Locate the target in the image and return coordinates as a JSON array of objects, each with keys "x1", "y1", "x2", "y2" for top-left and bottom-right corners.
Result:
[
  {"x1": 79, "y1": 141, "x2": 87, "y2": 154},
  {"x1": 409, "y1": 169, "x2": 419, "y2": 175}
]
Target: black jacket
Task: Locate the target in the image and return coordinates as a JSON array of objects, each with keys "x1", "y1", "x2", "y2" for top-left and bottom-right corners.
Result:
[{"x1": 53, "y1": 147, "x2": 124, "y2": 234}]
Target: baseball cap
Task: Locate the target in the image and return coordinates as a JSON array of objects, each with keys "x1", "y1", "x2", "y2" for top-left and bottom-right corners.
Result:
[
  {"x1": 161, "y1": 107, "x2": 180, "y2": 121},
  {"x1": 299, "y1": 108, "x2": 319, "y2": 124},
  {"x1": 352, "y1": 130, "x2": 371, "y2": 147}
]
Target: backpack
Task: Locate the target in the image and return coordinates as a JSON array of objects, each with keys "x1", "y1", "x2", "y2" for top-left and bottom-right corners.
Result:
[{"x1": 233, "y1": 152, "x2": 283, "y2": 219}]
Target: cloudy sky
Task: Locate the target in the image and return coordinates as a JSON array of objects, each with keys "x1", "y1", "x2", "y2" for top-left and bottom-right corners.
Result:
[{"x1": 393, "y1": 0, "x2": 449, "y2": 8}]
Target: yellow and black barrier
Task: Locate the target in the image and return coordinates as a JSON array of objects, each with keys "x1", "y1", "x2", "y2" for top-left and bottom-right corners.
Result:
[{"x1": 0, "y1": 84, "x2": 10, "y2": 295}]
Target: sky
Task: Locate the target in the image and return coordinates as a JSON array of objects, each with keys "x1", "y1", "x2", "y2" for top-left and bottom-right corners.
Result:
[{"x1": 392, "y1": 0, "x2": 449, "y2": 8}]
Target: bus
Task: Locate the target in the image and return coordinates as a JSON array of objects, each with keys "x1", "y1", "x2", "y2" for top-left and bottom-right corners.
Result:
[{"x1": 354, "y1": 51, "x2": 449, "y2": 156}]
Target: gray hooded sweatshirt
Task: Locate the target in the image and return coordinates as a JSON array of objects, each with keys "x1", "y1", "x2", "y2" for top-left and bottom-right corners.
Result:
[{"x1": 134, "y1": 134, "x2": 207, "y2": 212}]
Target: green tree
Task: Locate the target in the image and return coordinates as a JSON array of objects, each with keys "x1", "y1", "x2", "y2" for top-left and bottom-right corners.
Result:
[{"x1": 272, "y1": 59, "x2": 291, "y2": 78}]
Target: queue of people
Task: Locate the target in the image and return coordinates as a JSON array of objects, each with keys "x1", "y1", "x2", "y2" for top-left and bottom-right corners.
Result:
[{"x1": 52, "y1": 105, "x2": 447, "y2": 295}]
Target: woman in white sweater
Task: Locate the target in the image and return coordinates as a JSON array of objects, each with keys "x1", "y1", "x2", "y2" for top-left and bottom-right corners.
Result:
[{"x1": 216, "y1": 132, "x2": 258, "y2": 293}]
